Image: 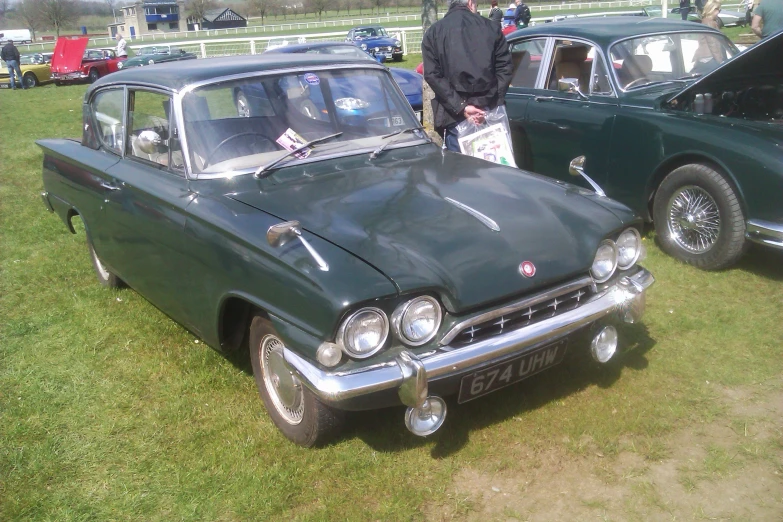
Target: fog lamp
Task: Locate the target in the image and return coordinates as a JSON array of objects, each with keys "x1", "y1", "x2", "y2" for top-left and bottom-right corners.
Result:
[
  {"x1": 316, "y1": 341, "x2": 342, "y2": 367},
  {"x1": 404, "y1": 396, "x2": 447, "y2": 436},
  {"x1": 590, "y1": 325, "x2": 618, "y2": 363}
]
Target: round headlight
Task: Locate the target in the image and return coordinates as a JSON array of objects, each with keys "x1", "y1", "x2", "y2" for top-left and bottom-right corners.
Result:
[
  {"x1": 616, "y1": 228, "x2": 642, "y2": 270},
  {"x1": 338, "y1": 307, "x2": 388, "y2": 359},
  {"x1": 591, "y1": 239, "x2": 618, "y2": 283},
  {"x1": 392, "y1": 296, "x2": 442, "y2": 346}
]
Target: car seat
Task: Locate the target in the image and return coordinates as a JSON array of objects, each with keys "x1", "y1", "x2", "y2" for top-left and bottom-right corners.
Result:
[
  {"x1": 618, "y1": 55, "x2": 653, "y2": 89},
  {"x1": 550, "y1": 46, "x2": 590, "y2": 91}
]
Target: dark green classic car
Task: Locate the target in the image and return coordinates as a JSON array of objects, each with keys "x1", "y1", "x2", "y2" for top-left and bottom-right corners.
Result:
[
  {"x1": 506, "y1": 18, "x2": 783, "y2": 269},
  {"x1": 116, "y1": 44, "x2": 197, "y2": 70},
  {"x1": 38, "y1": 55, "x2": 653, "y2": 446}
]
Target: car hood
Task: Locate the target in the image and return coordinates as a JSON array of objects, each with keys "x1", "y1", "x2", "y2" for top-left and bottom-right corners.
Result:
[
  {"x1": 355, "y1": 36, "x2": 398, "y2": 47},
  {"x1": 229, "y1": 147, "x2": 628, "y2": 313},
  {"x1": 122, "y1": 54, "x2": 161, "y2": 66},
  {"x1": 667, "y1": 30, "x2": 783, "y2": 105},
  {"x1": 390, "y1": 68, "x2": 422, "y2": 98},
  {"x1": 51, "y1": 37, "x2": 88, "y2": 74}
]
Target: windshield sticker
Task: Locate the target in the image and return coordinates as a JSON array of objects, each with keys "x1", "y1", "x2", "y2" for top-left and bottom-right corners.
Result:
[
  {"x1": 392, "y1": 116, "x2": 404, "y2": 126},
  {"x1": 303, "y1": 73, "x2": 320, "y2": 86},
  {"x1": 276, "y1": 128, "x2": 311, "y2": 159}
]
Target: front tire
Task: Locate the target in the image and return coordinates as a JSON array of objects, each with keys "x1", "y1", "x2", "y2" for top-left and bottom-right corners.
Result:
[
  {"x1": 23, "y1": 72, "x2": 37, "y2": 88},
  {"x1": 249, "y1": 315, "x2": 344, "y2": 447},
  {"x1": 653, "y1": 163, "x2": 746, "y2": 270},
  {"x1": 88, "y1": 68, "x2": 100, "y2": 83}
]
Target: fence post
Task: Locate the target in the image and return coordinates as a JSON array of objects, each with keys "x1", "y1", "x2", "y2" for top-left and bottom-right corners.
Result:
[
  {"x1": 200, "y1": 42, "x2": 206, "y2": 58},
  {"x1": 250, "y1": 40, "x2": 256, "y2": 54},
  {"x1": 401, "y1": 30, "x2": 407, "y2": 56}
]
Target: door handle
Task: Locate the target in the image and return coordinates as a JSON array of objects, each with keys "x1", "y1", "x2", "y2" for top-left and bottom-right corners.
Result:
[
  {"x1": 99, "y1": 182, "x2": 121, "y2": 191},
  {"x1": 534, "y1": 96, "x2": 554, "y2": 102}
]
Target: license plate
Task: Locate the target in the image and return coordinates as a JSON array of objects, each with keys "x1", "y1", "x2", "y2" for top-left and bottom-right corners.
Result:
[{"x1": 457, "y1": 340, "x2": 568, "y2": 403}]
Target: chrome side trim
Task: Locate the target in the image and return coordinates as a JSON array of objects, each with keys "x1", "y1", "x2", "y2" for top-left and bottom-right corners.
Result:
[
  {"x1": 444, "y1": 197, "x2": 500, "y2": 232},
  {"x1": 746, "y1": 219, "x2": 783, "y2": 249},
  {"x1": 283, "y1": 269, "x2": 654, "y2": 406},
  {"x1": 439, "y1": 275, "x2": 593, "y2": 345}
]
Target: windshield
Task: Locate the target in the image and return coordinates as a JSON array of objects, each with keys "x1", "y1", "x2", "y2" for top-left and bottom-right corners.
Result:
[
  {"x1": 20, "y1": 54, "x2": 44, "y2": 65},
  {"x1": 182, "y1": 68, "x2": 422, "y2": 175},
  {"x1": 139, "y1": 46, "x2": 165, "y2": 55},
  {"x1": 610, "y1": 32, "x2": 738, "y2": 90},
  {"x1": 355, "y1": 27, "x2": 388, "y2": 38}
]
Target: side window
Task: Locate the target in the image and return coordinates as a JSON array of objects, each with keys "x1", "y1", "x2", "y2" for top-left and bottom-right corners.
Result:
[
  {"x1": 509, "y1": 38, "x2": 546, "y2": 88},
  {"x1": 127, "y1": 90, "x2": 179, "y2": 170},
  {"x1": 589, "y1": 52, "x2": 613, "y2": 95},
  {"x1": 92, "y1": 89, "x2": 125, "y2": 155},
  {"x1": 546, "y1": 40, "x2": 595, "y2": 94}
]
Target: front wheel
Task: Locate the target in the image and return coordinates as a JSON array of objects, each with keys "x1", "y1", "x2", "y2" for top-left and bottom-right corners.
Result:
[
  {"x1": 249, "y1": 315, "x2": 344, "y2": 447},
  {"x1": 88, "y1": 68, "x2": 100, "y2": 83},
  {"x1": 653, "y1": 163, "x2": 746, "y2": 270},
  {"x1": 23, "y1": 72, "x2": 37, "y2": 88}
]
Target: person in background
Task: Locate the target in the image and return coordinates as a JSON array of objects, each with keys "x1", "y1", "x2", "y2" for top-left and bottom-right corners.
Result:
[
  {"x1": 701, "y1": 0, "x2": 722, "y2": 28},
  {"x1": 514, "y1": 0, "x2": 532, "y2": 28},
  {"x1": 680, "y1": 0, "x2": 692, "y2": 20},
  {"x1": 488, "y1": 0, "x2": 504, "y2": 28},
  {"x1": 1, "y1": 40, "x2": 26, "y2": 90},
  {"x1": 744, "y1": 0, "x2": 754, "y2": 25},
  {"x1": 115, "y1": 33, "x2": 127, "y2": 58},
  {"x1": 752, "y1": 0, "x2": 783, "y2": 38},
  {"x1": 422, "y1": 0, "x2": 513, "y2": 152}
]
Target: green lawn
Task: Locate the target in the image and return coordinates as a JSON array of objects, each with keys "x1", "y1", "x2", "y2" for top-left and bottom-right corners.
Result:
[{"x1": 1, "y1": 83, "x2": 781, "y2": 520}]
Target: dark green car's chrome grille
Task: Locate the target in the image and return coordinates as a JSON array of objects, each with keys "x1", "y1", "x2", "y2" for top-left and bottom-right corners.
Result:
[{"x1": 450, "y1": 284, "x2": 592, "y2": 347}]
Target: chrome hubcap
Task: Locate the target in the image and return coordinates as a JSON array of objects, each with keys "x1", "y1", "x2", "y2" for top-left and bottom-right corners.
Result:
[
  {"x1": 667, "y1": 185, "x2": 720, "y2": 253},
  {"x1": 261, "y1": 335, "x2": 304, "y2": 425}
]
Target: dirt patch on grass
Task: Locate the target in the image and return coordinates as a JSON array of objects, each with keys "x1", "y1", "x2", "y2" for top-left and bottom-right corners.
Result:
[{"x1": 426, "y1": 383, "x2": 783, "y2": 521}]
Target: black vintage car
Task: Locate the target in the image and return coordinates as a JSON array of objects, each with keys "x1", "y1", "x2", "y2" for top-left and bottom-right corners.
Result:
[{"x1": 38, "y1": 54, "x2": 654, "y2": 446}]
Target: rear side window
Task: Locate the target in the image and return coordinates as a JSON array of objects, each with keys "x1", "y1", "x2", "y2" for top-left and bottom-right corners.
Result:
[
  {"x1": 92, "y1": 89, "x2": 125, "y2": 155},
  {"x1": 509, "y1": 38, "x2": 546, "y2": 88}
]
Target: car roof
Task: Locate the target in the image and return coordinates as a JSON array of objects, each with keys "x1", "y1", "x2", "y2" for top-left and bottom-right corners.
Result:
[
  {"x1": 510, "y1": 17, "x2": 722, "y2": 48},
  {"x1": 268, "y1": 42, "x2": 364, "y2": 53},
  {"x1": 88, "y1": 53, "x2": 384, "y2": 93}
]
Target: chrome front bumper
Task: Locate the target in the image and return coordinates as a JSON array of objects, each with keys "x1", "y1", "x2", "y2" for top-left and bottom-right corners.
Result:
[
  {"x1": 746, "y1": 219, "x2": 783, "y2": 249},
  {"x1": 284, "y1": 268, "x2": 654, "y2": 410}
]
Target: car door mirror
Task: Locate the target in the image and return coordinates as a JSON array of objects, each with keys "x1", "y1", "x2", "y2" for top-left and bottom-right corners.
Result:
[
  {"x1": 137, "y1": 130, "x2": 163, "y2": 155},
  {"x1": 267, "y1": 220, "x2": 301, "y2": 247},
  {"x1": 558, "y1": 78, "x2": 588, "y2": 99},
  {"x1": 569, "y1": 155, "x2": 607, "y2": 197}
]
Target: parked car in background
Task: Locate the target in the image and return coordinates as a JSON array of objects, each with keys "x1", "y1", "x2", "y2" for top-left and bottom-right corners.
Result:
[
  {"x1": 641, "y1": 5, "x2": 747, "y2": 27},
  {"x1": 264, "y1": 42, "x2": 423, "y2": 117},
  {"x1": 0, "y1": 53, "x2": 51, "y2": 88},
  {"x1": 504, "y1": 18, "x2": 783, "y2": 269},
  {"x1": 266, "y1": 36, "x2": 307, "y2": 51},
  {"x1": 117, "y1": 44, "x2": 197, "y2": 69},
  {"x1": 37, "y1": 54, "x2": 653, "y2": 447},
  {"x1": 51, "y1": 37, "x2": 125, "y2": 85},
  {"x1": 346, "y1": 25, "x2": 403, "y2": 61}
]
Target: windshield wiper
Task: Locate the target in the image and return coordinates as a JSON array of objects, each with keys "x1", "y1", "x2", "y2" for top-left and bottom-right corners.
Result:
[
  {"x1": 675, "y1": 73, "x2": 703, "y2": 80},
  {"x1": 254, "y1": 132, "x2": 343, "y2": 179},
  {"x1": 369, "y1": 127, "x2": 428, "y2": 160}
]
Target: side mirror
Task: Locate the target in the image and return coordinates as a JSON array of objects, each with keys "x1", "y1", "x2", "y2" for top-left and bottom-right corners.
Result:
[
  {"x1": 568, "y1": 155, "x2": 607, "y2": 197},
  {"x1": 267, "y1": 220, "x2": 329, "y2": 271},
  {"x1": 137, "y1": 130, "x2": 162, "y2": 154},
  {"x1": 558, "y1": 78, "x2": 589, "y2": 100}
]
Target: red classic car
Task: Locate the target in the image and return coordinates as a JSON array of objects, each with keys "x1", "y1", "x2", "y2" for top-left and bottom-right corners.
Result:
[{"x1": 51, "y1": 37, "x2": 126, "y2": 85}]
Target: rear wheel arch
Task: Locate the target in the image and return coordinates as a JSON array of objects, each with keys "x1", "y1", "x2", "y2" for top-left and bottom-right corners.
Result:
[{"x1": 646, "y1": 153, "x2": 746, "y2": 222}]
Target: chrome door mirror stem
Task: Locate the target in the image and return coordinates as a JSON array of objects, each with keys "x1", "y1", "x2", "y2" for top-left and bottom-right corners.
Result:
[
  {"x1": 568, "y1": 156, "x2": 606, "y2": 197},
  {"x1": 137, "y1": 130, "x2": 163, "y2": 154},
  {"x1": 267, "y1": 220, "x2": 329, "y2": 271},
  {"x1": 558, "y1": 78, "x2": 589, "y2": 101}
]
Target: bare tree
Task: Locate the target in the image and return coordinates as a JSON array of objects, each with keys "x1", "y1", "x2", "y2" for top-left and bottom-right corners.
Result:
[
  {"x1": 246, "y1": 0, "x2": 272, "y2": 24},
  {"x1": 15, "y1": 0, "x2": 46, "y2": 40},
  {"x1": 38, "y1": 0, "x2": 79, "y2": 37},
  {"x1": 372, "y1": 0, "x2": 385, "y2": 14},
  {"x1": 186, "y1": 0, "x2": 217, "y2": 26},
  {"x1": 0, "y1": 0, "x2": 9, "y2": 23},
  {"x1": 307, "y1": 0, "x2": 327, "y2": 20}
]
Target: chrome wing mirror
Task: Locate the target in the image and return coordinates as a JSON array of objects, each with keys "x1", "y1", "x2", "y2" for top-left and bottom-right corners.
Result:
[
  {"x1": 267, "y1": 220, "x2": 329, "y2": 271},
  {"x1": 568, "y1": 155, "x2": 606, "y2": 197},
  {"x1": 558, "y1": 78, "x2": 589, "y2": 100},
  {"x1": 137, "y1": 130, "x2": 163, "y2": 155}
]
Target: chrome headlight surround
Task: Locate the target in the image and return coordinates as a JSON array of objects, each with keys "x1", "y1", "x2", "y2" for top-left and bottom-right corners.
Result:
[
  {"x1": 391, "y1": 296, "x2": 443, "y2": 347},
  {"x1": 336, "y1": 307, "x2": 389, "y2": 359},
  {"x1": 591, "y1": 239, "x2": 618, "y2": 283},
  {"x1": 360, "y1": 43, "x2": 368, "y2": 50},
  {"x1": 616, "y1": 227, "x2": 642, "y2": 270}
]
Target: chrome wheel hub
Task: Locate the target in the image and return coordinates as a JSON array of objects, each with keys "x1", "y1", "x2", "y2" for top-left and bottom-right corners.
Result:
[
  {"x1": 261, "y1": 335, "x2": 304, "y2": 425},
  {"x1": 667, "y1": 185, "x2": 720, "y2": 253}
]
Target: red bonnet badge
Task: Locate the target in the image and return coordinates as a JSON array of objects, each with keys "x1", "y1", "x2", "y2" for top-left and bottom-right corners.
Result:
[{"x1": 519, "y1": 261, "x2": 536, "y2": 278}]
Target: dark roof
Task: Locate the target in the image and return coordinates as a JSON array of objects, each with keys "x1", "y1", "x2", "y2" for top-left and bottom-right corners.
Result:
[
  {"x1": 508, "y1": 17, "x2": 721, "y2": 48},
  {"x1": 87, "y1": 53, "x2": 383, "y2": 94},
  {"x1": 266, "y1": 42, "x2": 370, "y2": 54},
  {"x1": 203, "y1": 7, "x2": 246, "y2": 22}
]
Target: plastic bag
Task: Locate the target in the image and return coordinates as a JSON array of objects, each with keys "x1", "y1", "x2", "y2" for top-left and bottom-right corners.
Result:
[{"x1": 454, "y1": 105, "x2": 516, "y2": 167}]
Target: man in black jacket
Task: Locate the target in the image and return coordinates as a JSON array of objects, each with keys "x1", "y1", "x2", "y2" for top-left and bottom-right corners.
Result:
[
  {"x1": 1, "y1": 40, "x2": 26, "y2": 90},
  {"x1": 422, "y1": 0, "x2": 513, "y2": 151}
]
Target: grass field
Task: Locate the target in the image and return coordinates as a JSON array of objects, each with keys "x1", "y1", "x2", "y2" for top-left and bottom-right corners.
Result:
[{"x1": 1, "y1": 79, "x2": 781, "y2": 520}]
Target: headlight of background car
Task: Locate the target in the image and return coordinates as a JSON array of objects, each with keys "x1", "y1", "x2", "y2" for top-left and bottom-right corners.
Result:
[
  {"x1": 335, "y1": 97, "x2": 370, "y2": 110},
  {"x1": 591, "y1": 239, "x2": 618, "y2": 283},
  {"x1": 392, "y1": 296, "x2": 442, "y2": 346},
  {"x1": 338, "y1": 307, "x2": 389, "y2": 358},
  {"x1": 616, "y1": 228, "x2": 643, "y2": 269}
]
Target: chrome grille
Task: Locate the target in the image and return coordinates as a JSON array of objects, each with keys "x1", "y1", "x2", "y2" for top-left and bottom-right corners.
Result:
[{"x1": 446, "y1": 279, "x2": 593, "y2": 347}]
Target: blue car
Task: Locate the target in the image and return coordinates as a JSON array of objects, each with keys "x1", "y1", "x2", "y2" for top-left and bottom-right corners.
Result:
[
  {"x1": 264, "y1": 42, "x2": 422, "y2": 115},
  {"x1": 345, "y1": 25, "x2": 404, "y2": 62}
]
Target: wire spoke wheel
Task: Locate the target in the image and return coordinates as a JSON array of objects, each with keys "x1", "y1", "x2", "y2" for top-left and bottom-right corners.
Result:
[
  {"x1": 666, "y1": 185, "x2": 721, "y2": 254},
  {"x1": 260, "y1": 335, "x2": 304, "y2": 425}
]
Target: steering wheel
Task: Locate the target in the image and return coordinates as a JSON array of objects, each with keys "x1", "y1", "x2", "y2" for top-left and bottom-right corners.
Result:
[
  {"x1": 624, "y1": 77, "x2": 651, "y2": 89},
  {"x1": 203, "y1": 132, "x2": 275, "y2": 168}
]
